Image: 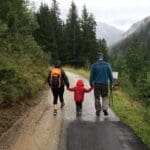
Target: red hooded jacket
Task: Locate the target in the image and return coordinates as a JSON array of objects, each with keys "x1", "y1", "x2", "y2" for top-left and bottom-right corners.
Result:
[{"x1": 68, "y1": 80, "x2": 93, "y2": 102}]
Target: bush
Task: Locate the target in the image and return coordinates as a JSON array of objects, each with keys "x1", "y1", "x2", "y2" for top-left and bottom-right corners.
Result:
[
  {"x1": 119, "y1": 73, "x2": 137, "y2": 98},
  {"x1": 0, "y1": 43, "x2": 49, "y2": 104},
  {"x1": 137, "y1": 78, "x2": 150, "y2": 98},
  {"x1": 0, "y1": 62, "x2": 28, "y2": 103}
]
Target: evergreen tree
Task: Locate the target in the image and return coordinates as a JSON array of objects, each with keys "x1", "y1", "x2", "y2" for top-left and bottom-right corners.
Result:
[
  {"x1": 0, "y1": 0, "x2": 37, "y2": 39},
  {"x1": 125, "y1": 39, "x2": 145, "y2": 85},
  {"x1": 97, "y1": 38, "x2": 109, "y2": 61},
  {"x1": 64, "y1": 1, "x2": 82, "y2": 66},
  {"x1": 34, "y1": 0, "x2": 63, "y2": 61},
  {"x1": 81, "y1": 6, "x2": 98, "y2": 65},
  {"x1": 34, "y1": 3, "x2": 51, "y2": 51},
  {"x1": 50, "y1": 0, "x2": 63, "y2": 60},
  {"x1": 125, "y1": 39, "x2": 149, "y2": 99},
  {"x1": 80, "y1": 5, "x2": 90, "y2": 65},
  {"x1": 34, "y1": 3, "x2": 52, "y2": 52}
]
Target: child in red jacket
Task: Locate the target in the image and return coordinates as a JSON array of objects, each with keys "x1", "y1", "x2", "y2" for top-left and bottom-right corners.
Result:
[{"x1": 67, "y1": 79, "x2": 93, "y2": 116}]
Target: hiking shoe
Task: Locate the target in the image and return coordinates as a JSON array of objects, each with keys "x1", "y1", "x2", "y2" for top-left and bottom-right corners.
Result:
[
  {"x1": 96, "y1": 111, "x2": 100, "y2": 117},
  {"x1": 76, "y1": 111, "x2": 82, "y2": 117},
  {"x1": 103, "y1": 110, "x2": 108, "y2": 116},
  {"x1": 61, "y1": 102, "x2": 65, "y2": 108},
  {"x1": 78, "y1": 111, "x2": 82, "y2": 116},
  {"x1": 53, "y1": 109, "x2": 57, "y2": 116}
]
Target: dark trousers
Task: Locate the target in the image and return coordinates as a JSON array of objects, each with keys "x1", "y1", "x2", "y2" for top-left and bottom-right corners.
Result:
[
  {"x1": 75, "y1": 102, "x2": 82, "y2": 113},
  {"x1": 94, "y1": 84, "x2": 108, "y2": 112},
  {"x1": 51, "y1": 86, "x2": 64, "y2": 104}
]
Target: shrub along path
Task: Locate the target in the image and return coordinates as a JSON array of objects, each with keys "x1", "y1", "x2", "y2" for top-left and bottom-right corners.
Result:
[{"x1": 0, "y1": 72, "x2": 147, "y2": 150}]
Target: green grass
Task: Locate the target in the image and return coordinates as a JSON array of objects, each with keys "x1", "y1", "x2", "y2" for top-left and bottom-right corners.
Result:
[
  {"x1": 64, "y1": 67, "x2": 150, "y2": 149},
  {"x1": 113, "y1": 91, "x2": 150, "y2": 149},
  {"x1": 64, "y1": 66, "x2": 89, "y2": 79}
]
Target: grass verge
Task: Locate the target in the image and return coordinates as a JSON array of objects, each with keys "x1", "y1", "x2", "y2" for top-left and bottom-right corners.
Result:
[
  {"x1": 113, "y1": 90, "x2": 150, "y2": 149},
  {"x1": 64, "y1": 66, "x2": 89, "y2": 79}
]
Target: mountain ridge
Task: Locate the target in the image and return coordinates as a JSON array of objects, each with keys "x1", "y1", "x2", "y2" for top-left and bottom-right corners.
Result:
[
  {"x1": 96, "y1": 22, "x2": 124, "y2": 46},
  {"x1": 123, "y1": 16, "x2": 150, "y2": 38},
  {"x1": 111, "y1": 16, "x2": 150, "y2": 60}
]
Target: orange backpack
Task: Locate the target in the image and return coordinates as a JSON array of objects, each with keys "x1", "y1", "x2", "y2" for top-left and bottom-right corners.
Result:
[{"x1": 50, "y1": 68, "x2": 62, "y2": 88}]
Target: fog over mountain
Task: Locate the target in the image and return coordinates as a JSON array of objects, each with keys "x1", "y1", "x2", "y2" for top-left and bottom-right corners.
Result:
[
  {"x1": 111, "y1": 16, "x2": 150, "y2": 60},
  {"x1": 96, "y1": 22, "x2": 124, "y2": 46},
  {"x1": 123, "y1": 16, "x2": 150, "y2": 38}
]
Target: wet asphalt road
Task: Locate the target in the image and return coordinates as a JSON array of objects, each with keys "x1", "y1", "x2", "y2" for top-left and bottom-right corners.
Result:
[
  {"x1": 65, "y1": 121, "x2": 147, "y2": 150},
  {"x1": 59, "y1": 72, "x2": 147, "y2": 150}
]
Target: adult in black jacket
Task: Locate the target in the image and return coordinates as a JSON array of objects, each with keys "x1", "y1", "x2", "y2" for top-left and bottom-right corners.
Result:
[{"x1": 47, "y1": 60, "x2": 69, "y2": 116}]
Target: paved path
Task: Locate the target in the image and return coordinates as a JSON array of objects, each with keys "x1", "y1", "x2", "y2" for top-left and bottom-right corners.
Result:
[
  {"x1": 0, "y1": 72, "x2": 147, "y2": 150},
  {"x1": 59, "y1": 72, "x2": 147, "y2": 150}
]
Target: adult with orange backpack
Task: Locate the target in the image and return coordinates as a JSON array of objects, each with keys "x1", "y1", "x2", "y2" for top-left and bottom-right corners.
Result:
[{"x1": 47, "y1": 60, "x2": 69, "y2": 116}]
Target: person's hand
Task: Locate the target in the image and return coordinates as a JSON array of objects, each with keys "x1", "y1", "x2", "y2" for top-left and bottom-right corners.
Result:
[
  {"x1": 109, "y1": 84, "x2": 114, "y2": 91},
  {"x1": 90, "y1": 82, "x2": 93, "y2": 87}
]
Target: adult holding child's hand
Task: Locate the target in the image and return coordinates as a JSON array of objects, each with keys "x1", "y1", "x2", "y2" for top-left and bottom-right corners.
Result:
[{"x1": 89, "y1": 52, "x2": 114, "y2": 116}]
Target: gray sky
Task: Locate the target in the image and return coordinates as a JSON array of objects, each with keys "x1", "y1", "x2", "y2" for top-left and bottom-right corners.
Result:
[{"x1": 30, "y1": 0, "x2": 150, "y2": 31}]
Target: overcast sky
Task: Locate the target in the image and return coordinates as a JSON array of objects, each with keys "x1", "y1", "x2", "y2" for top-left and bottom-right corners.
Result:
[{"x1": 30, "y1": 0, "x2": 150, "y2": 31}]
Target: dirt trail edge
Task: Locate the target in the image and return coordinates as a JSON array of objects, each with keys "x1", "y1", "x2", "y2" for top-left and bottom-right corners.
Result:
[
  {"x1": 0, "y1": 84, "x2": 62, "y2": 150},
  {"x1": 0, "y1": 72, "x2": 147, "y2": 150}
]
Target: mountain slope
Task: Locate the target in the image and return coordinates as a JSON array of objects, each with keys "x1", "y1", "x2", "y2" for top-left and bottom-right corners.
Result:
[
  {"x1": 111, "y1": 16, "x2": 150, "y2": 60},
  {"x1": 96, "y1": 22, "x2": 123, "y2": 46},
  {"x1": 123, "y1": 17, "x2": 150, "y2": 38}
]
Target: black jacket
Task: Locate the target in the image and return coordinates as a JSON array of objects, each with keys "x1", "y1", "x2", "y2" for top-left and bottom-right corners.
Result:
[{"x1": 47, "y1": 68, "x2": 69, "y2": 88}]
